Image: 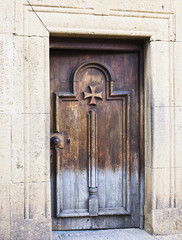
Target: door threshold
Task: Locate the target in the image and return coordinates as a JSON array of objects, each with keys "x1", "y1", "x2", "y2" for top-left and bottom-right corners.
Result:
[{"x1": 52, "y1": 228, "x2": 163, "y2": 240}]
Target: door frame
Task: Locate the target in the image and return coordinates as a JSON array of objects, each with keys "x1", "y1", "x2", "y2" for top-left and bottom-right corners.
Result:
[{"x1": 50, "y1": 37, "x2": 145, "y2": 229}]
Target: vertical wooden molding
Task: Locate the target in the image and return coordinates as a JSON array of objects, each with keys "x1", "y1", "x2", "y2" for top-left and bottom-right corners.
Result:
[
  {"x1": 88, "y1": 110, "x2": 98, "y2": 216},
  {"x1": 56, "y1": 148, "x2": 60, "y2": 216},
  {"x1": 55, "y1": 94, "x2": 60, "y2": 133},
  {"x1": 126, "y1": 95, "x2": 131, "y2": 213},
  {"x1": 54, "y1": 141, "x2": 64, "y2": 217}
]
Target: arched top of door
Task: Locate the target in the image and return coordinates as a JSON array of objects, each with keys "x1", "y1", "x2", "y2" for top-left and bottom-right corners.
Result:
[{"x1": 71, "y1": 60, "x2": 115, "y2": 83}]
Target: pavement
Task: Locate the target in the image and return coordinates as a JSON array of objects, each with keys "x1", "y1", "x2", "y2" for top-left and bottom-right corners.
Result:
[{"x1": 52, "y1": 229, "x2": 182, "y2": 240}]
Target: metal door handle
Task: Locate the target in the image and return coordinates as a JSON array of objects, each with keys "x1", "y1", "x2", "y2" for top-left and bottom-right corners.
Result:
[{"x1": 50, "y1": 133, "x2": 64, "y2": 149}]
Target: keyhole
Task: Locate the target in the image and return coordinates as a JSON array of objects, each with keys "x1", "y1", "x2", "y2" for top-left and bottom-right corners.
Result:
[{"x1": 66, "y1": 139, "x2": 70, "y2": 145}]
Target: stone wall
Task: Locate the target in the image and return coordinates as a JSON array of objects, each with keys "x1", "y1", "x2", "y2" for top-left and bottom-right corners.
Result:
[{"x1": 0, "y1": 0, "x2": 182, "y2": 239}]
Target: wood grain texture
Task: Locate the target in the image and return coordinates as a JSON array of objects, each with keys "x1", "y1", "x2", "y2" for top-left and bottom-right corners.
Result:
[
  {"x1": 50, "y1": 38, "x2": 144, "y2": 230},
  {"x1": 88, "y1": 110, "x2": 98, "y2": 216}
]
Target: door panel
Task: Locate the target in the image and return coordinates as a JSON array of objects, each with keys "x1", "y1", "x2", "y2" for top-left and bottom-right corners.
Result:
[{"x1": 50, "y1": 40, "x2": 143, "y2": 230}]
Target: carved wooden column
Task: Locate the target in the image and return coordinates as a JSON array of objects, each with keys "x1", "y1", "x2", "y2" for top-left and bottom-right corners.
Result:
[{"x1": 88, "y1": 110, "x2": 98, "y2": 216}]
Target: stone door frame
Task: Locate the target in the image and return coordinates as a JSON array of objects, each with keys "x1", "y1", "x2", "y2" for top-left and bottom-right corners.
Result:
[{"x1": 8, "y1": 1, "x2": 178, "y2": 237}]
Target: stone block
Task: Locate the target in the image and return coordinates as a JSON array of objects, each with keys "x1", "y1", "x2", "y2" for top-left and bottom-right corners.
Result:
[
  {"x1": 0, "y1": 0, "x2": 15, "y2": 33},
  {"x1": 152, "y1": 208, "x2": 182, "y2": 235},
  {"x1": 29, "y1": 182, "x2": 48, "y2": 219},
  {"x1": 15, "y1": 0, "x2": 24, "y2": 36},
  {"x1": 152, "y1": 107, "x2": 170, "y2": 168},
  {"x1": 38, "y1": 11, "x2": 170, "y2": 41},
  {"x1": 0, "y1": 220, "x2": 10, "y2": 240},
  {"x1": 12, "y1": 114, "x2": 24, "y2": 183},
  {"x1": 145, "y1": 207, "x2": 182, "y2": 235},
  {"x1": 0, "y1": 114, "x2": 11, "y2": 183},
  {"x1": 28, "y1": 11, "x2": 49, "y2": 37},
  {"x1": 144, "y1": 42, "x2": 152, "y2": 109},
  {"x1": 144, "y1": 205, "x2": 153, "y2": 234},
  {"x1": 12, "y1": 113, "x2": 50, "y2": 183},
  {"x1": 174, "y1": 42, "x2": 182, "y2": 107},
  {"x1": 109, "y1": 0, "x2": 171, "y2": 13},
  {"x1": 175, "y1": 107, "x2": 182, "y2": 168},
  {"x1": 145, "y1": 167, "x2": 153, "y2": 210},
  {"x1": 145, "y1": 168, "x2": 171, "y2": 210},
  {"x1": 173, "y1": 0, "x2": 182, "y2": 41},
  {"x1": 0, "y1": 34, "x2": 14, "y2": 113},
  {"x1": 145, "y1": 108, "x2": 152, "y2": 168},
  {"x1": 13, "y1": 36, "x2": 24, "y2": 114},
  {"x1": 28, "y1": 114, "x2": 50, "y2": 182},
  {"x1": 25, "y1": 0, "x2": 171, "y2": 15},
  {"x1": 25, "y1": 37, "x2": 49, "y2": 114},
  {"x1": 15, "y1": 0, "x2": 49, "y2": 37},
  {"x1": 0, "y1": 184, "x2": 10, "y2": 221},
  {"x1": 154, "y1": 168, "x2": 170, "y2": 209},
  {"x1": 175, "y1": 168, "x2": 182, "y2": 208},
  {"x1": 11, "y1": 219, "x2": 51, "y2": 240},
  {"x1": 0, "y1": 35, "x2": 31, "y2": 114},
  {"x1": 10, "y1": 183, "x2": 24, "y2": 221},
  {"x1": 150, "y1": 41, "x2": 173, "y2": 107}
]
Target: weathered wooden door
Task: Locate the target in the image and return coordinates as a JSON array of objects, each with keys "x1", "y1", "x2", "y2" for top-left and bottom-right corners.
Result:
[{"x1": 50, "y1": 38, "x2": 144, "y2": 230}]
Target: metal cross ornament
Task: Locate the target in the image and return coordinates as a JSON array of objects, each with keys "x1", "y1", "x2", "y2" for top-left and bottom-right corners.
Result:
[{"x1": 83, "y1": 85, "x2": 103, "y2": 105}]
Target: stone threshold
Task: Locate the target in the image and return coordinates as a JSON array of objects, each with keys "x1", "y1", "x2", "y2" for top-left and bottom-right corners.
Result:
[{"x1": 52, "y1": 229, "x2": 182, "y2": 240}]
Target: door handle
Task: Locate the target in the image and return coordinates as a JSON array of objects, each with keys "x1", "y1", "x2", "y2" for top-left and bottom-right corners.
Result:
[{"x1": 50, "y1": 133, "x2": 64, "y2": 149}]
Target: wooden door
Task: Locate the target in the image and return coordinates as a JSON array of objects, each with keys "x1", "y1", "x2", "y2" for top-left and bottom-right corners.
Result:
[{"x1": 50, "y1": 38, "x2": 144, "y2": 230}]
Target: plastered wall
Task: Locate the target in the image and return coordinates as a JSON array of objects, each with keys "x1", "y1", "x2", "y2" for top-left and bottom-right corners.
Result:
[{"x1": 0, "y1": 0, "x2": 182, "y2": 239}]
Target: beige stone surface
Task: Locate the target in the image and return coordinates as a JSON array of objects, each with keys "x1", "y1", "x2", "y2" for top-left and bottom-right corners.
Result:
[
  {"x1": 145, "y1": 107, "x2": 152, "y2": 168},
  {"x1": 28, "y1": 114, "x2": 50, "y2": 182},
  {"x1": 0, "y1": 0, "x2": 15, "y2": 33},
  {"x1": 145, "y1": 167, "x2": 171, "y2": 210},
  {"x1": 154, "y1": 168, "x2": 171, "y2": 209},
  {"x1": 150, "y1": 41, "x2": 173, "y2": 107},
  {"x1": 175, "y1": 168, "x2": 182, "y2": 208},
  {"x1": 0, "y1": 114, "x2": 11, "y2": 183},
  {"x1": 15, "y1": 1, "x2": 49, "y2": 36},
  {"x1": 173, "y1": 0, "x2": 182, "y2": 41},
  {"x1": 0, "y1": 220, "x2": 10, "y2": 240},
  {"x1": 37, "y1": 11, "x2": 171, "y2": 41},
  {"x1": 0, "y1": 34, "x2": 14, "y2": 113},
  {"x1": 152, "y1": 208, "x2": 182, "y2": 235},
  {"x1": 174, "y1": 42, "x2": 182, "y2": 107},
  {"x1": 28, "y1": 11, "x2": 49, "y2": 37},
  {"x1": 13, "y1": 36, "x2": 24, "y2": 114},
  {"x1": 29, "y1": 182, "x2": 47, "y2": 219},
  {"x1": 29, "y1": 0, "x2": 171, "y2": 13},
  {"x1": 26, "y1": 37, "x2": 49, "y2": 114},
  {"x1": 175, "y1": 107, "x2": 182, "y2": 168},
  {"x1": 145, "y1": 207, "x2": 182, "y2": 235},
  {"x1": 11, "y1": 219, "x2": 52, "y2": 240},
  {"x1": 0, "y1": 184, "x2": 10, "y2": 221},
  {"x1": 144, "y1": 42, "x2": 152, "y2": 109},
  {"x1": 12, "y1": 114, "x2": 24, "y2": 183},
  {"x1": 10, "y1": 183, "x2": 24, "y2": 221},
  {"x1": 152, "y1": 107, "x2": 170, "y2": 168},
  {"x1": 15, "y1": 0, "x2": 24, "y2": 36},
  {"x1": 145, "y1": 167, "x2": 153, "y2": 210}
]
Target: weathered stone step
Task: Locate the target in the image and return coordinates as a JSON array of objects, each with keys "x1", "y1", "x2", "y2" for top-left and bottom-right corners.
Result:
[{"x1": 52, "y1": 229, "x2": 182, "y2": 240}]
